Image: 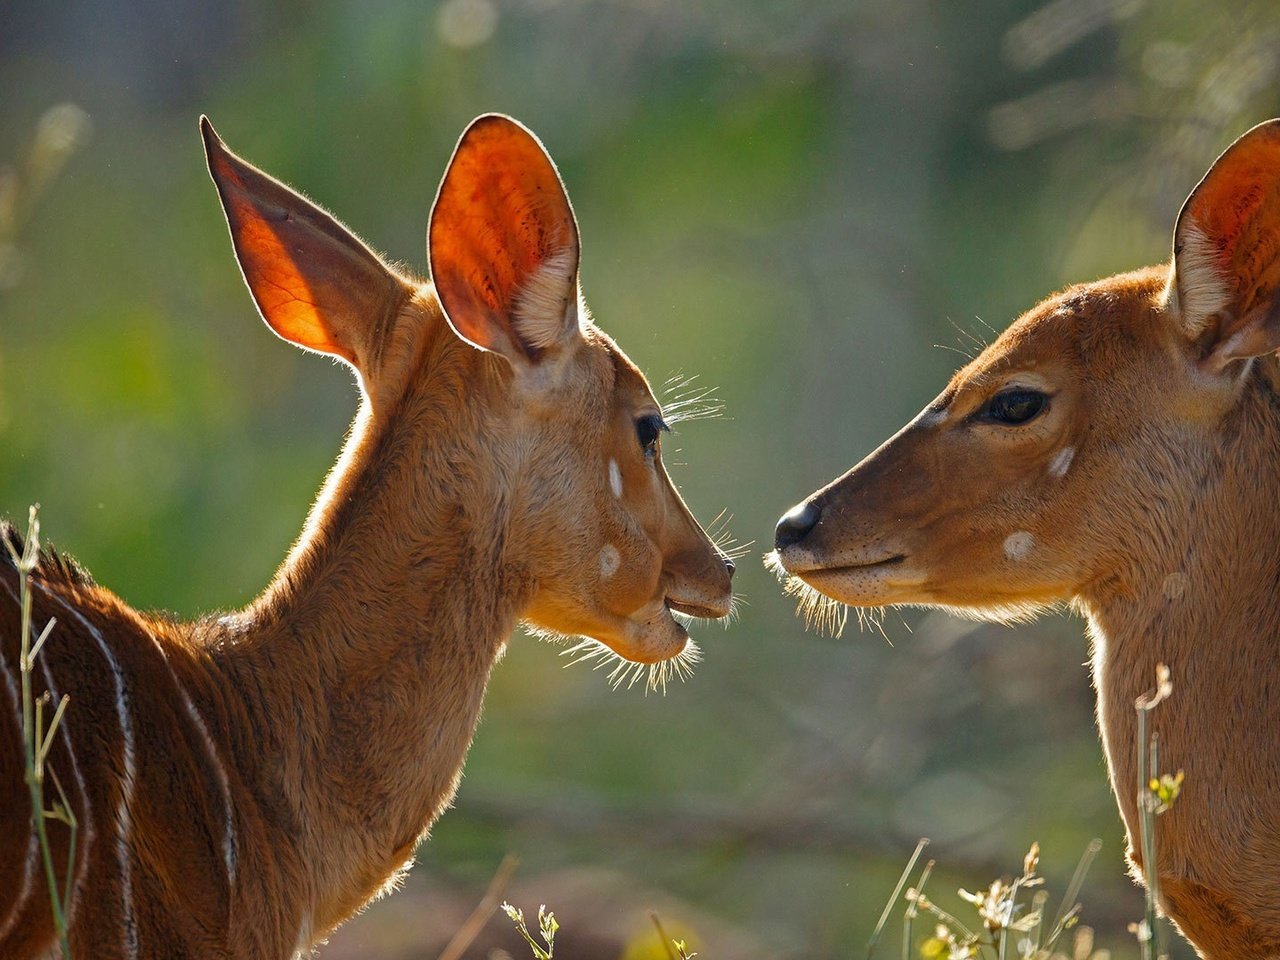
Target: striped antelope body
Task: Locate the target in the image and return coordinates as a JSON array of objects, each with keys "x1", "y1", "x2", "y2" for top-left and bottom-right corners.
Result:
[{"x1": 0, "y1": 115, "x2": 734, "y2": 959}]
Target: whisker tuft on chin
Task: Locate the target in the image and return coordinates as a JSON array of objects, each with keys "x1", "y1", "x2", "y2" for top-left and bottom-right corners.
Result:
[
  {"x1": 763, "y1": 551, "x2": 850, "y2": 638},
  {"x1": 551, "y1": 633, "x2": 701, "y2": 695}
]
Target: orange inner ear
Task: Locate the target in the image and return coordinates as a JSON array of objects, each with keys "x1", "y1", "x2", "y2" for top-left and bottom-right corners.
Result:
[
  {"x1": 429, "y1": 116, "x2": 579, "y2": 358},
  {"x1": 209, "y1": 151, "x2": 354, "y2": 363},
  {"x1": 1184, "y1": 122, "x2": 1280, "y2": 319}
]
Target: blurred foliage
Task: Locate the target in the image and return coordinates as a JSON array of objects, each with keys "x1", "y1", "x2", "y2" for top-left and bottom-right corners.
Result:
[{"x1": 3, "y1": 1, "x2": 1279, "y2": 957}]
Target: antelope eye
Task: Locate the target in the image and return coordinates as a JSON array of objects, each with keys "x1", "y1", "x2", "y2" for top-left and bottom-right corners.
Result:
[
  {"x1": 635, "y1": 414, "x2": 667, "y2": 457},
  {"x1": 984, "y1": 389, "x2": 1048, "y2": 425}
]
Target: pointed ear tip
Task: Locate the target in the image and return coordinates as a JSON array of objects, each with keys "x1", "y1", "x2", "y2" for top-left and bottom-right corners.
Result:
[{"x1": 199, "y1": 116, "x2": 230, "y2": 166}]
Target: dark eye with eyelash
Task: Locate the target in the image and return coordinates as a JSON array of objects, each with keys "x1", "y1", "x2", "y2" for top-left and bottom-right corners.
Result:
[
  {"x1": 635, "y1": 414, "x2": 667, "y2": 457},
  {"x1": 983, "y1": 389, "x2": 1048, "y2": 426}
]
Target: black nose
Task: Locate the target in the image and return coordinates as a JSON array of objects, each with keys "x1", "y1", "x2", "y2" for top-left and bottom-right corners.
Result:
[
  {"x1": 774, "y1": 501, "x2": 820, "y2": 550},
  {"x1": 723, "y1": 556, "x2": 736, "y2": 578}
]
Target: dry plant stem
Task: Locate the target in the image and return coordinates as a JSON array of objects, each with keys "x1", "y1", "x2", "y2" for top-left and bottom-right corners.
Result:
[
  {"x1": 995, "y1": 850, "x2": 1037, "y2": 960},
  {"x1": 501, "y1": 903, "x2": 557, "y2": 960},
  {"x1": 435, "y1": 854, "x2": 520, "y2": 960},
  {"x1": 901, "y1": 842, "x2": 1099, "y2": 960},
  {"x1": 914, "y1": 892, "x2": 977, "y2": 944},
  {"x1": 1041, "y1": 838, "x2": 1100, "y2": 953},
  {"x1": 867, "y1": 837, "x2": 929, "y2": 959},
  {"x1": 901, "y1": 859, "x2": 934, "y2": 960},
  {"x1": 650, "y1": 912, "x2": 679, "y2": 960},
  {"x1": 6, "y1": 507, "x2": 76, "y2": 959},
  {"x1": 1027, "y1": 889, "x2": 1049, "y2": 954}
]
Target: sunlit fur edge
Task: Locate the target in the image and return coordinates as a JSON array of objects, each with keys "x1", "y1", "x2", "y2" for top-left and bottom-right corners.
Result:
[{"x1": 524, "y1": 625, "x2": 704, "y2": 696}]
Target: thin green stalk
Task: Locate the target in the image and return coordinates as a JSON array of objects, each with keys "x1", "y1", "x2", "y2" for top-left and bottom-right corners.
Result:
[
  {"x1": 867, "y1": 837, "x2": 929, "y2": 960},
  {"x1": 7, "y1": 507, "x2": 75, "y2": 957},
  {"x1": 49, "y1": 765, "x2": 78, "y2": 910},
  {"x1": 1141, "y1": 733, "x2": 1165, "y2": 959},
  {"x1": 1135, "y1": 664, "x2": 1173, "y2": 960}
]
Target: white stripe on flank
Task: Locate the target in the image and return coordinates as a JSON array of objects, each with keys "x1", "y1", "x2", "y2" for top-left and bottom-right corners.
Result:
[
  {"x1": 36, "y1": 584, "x2": 138, "y2": 959},
  {"x1": 35, "y1": 634, "x2": 94, "y2": 929},
  {"x1": 145, "y1": 632, "x2": 238, "y2": 891},
  {"x1": 0, "y1": 576, "x2": 37, "y2": 942}
]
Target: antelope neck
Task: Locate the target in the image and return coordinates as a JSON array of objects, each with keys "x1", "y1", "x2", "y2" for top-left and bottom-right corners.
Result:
[
  {"x1": 209, "y1": 320, "x2": 532, "y2": 933},
  {"x1": 1080, "y1": 377, "x2": 1280, "y2": 871}
]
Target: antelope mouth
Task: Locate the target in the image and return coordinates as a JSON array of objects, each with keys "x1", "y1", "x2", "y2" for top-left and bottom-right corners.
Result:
[
  {"x1": 592, "y1": 597, "x2": 691, "y2": 664},
  {"x1": 769, "y1": 548, "x2": 916, "y2": 610},
  {"x1": 779, "y1": 552, "x2": 907, "y2": 578},
  {"x1": 665, "y1": 596, "x2": 730, "y2": 620},
  {"x1": 577, "y1": 592, "x2": 729, "y2": 674}
]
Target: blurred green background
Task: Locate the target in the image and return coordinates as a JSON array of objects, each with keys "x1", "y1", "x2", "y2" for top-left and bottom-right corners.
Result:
[{"x1": 3, "y1": 1, "x2": 1279, "y2": 957}]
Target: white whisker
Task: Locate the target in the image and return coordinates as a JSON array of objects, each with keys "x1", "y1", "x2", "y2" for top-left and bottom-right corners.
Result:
[
  {"x1": 763, "y1": 551, "x2": 850, "y2": 638},
  {"x1": 554, "y1": 631, "x2": 701, "y2": 695},
  {"x1": 661, "y1": 372, "x2": 726, "y2": 425}
]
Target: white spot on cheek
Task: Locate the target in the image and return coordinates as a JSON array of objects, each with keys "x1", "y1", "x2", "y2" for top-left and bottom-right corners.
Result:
[
  {"x1": 599, "y1": 544, "x2": 620, "y2": 578},
  {"x1": 608, "y1": 459, "x2": 623, "y2": 498},
  {"x1": 1048, "y1": 446, "x2": 1075, "y2": 478},
  {"x1": 1003, "y1": 531, "x2": 1034, "y2": 561}
]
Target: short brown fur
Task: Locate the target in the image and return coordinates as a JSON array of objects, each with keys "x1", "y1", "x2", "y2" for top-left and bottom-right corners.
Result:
[
  {"x1": 0, "y1": 115, "x2": 732, "y2": 958},
  {"x1": 774, "y1": 121, "x2": 1280, "y2": 958}
]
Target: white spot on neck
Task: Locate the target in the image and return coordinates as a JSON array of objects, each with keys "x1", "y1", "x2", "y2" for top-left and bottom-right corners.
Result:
[
  {"x1": 1003, "y1": 531, "x2": 1034, "y2": 561},
  {"x1": 608, "y1": 459, "x2": 623, "y2": 498},
  {"x1": 599, "y1": 544, "x2": 620, "y2": 578},
  {"x1": 1162, "y1": 572, "x2": 1189, "y2": 600},
  {"x1": 1048, "y1": 446, "x2": 1075, "y2": 478}
]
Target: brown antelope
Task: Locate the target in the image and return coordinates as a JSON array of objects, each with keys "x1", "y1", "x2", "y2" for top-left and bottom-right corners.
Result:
[
  {"x1": 0, "y1": 114, "x2": 734, "y2": 959},
  {"x1": 772, "y1": 120, "x2": 1280, "y2": 959}
]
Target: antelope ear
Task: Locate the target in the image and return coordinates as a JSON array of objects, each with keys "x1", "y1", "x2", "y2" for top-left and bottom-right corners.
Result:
[
  {"x1": 428, "y1": 114, "x2": 582, "y2": 365},
  {"x1": 201, "y1": 117, "x2": 408, "y2": 371},
  {"x1": 1170, "y1": 119, "x2": 1280, "y2": 372}
]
